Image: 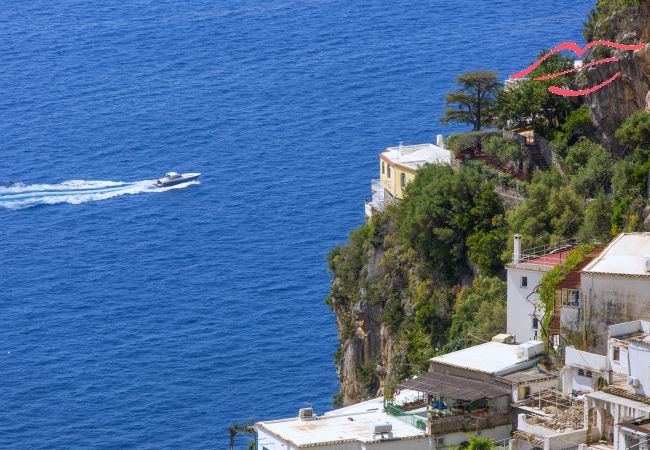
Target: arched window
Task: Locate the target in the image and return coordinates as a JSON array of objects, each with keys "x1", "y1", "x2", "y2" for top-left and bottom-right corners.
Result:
[
  {"x1": 586, "y1": 371, "x2": 593, "y2": 378},
  {"x1": 578, "y1": 369, "x2": 585, "y2": 376},
  {"x1": 400, "y1": 173, "x2": 406, "y2": 187}
]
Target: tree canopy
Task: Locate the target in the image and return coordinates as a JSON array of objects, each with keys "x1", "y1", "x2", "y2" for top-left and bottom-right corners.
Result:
[
  {"x1": 497, "y1": 51, "x2": 576, "y2": 131},
  {"x1": 397, "y1": 165, "x2": 506, "y2": 280},
  {"x1": 441, "y1": 71, "x2": 501, "y2": 131},
  {"x1": 507, "y1": 169, "x2": 583, "y2": 250}
]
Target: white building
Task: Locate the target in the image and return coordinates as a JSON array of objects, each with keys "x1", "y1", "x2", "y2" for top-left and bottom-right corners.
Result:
[
  {"x1": 365, "y1": 136, "x2": 451, "y2": 221},
  {"x1": 506, "y1": 235, "x2": 576, "y2": 344},
  {"x1": 579, "y1": 233, "x2": 650, "y2": 354},
  {"x1": 512, "y1": 320, "x2": 650, "y2": 450},
  {"x1": 255, "y1": 398, "x2": 434, "y2": 450},
  {"x1": 561, "y1": 346, "x2": 610, "y2": 395}
]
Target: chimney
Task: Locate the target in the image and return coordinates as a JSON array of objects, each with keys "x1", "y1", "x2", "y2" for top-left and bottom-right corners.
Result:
[
  {"x1": 513, "y1": 234, "x2": 522, "y2": 263},
  {"x1": 436, "y1": 134, "x2": 444, "y2": 148},
  {"x1": 398, "y1": 141, "x2": 404, "y2": 157}
]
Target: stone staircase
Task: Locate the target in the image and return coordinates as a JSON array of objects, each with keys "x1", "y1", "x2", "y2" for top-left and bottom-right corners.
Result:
[{"x1": 527, "y1": 142, "x2": 550, "y2": 170}]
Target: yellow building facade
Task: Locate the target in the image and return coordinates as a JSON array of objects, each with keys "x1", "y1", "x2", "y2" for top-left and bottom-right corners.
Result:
[{"x1": 379, "y1": 143, "x2": 452, "y2": 201}]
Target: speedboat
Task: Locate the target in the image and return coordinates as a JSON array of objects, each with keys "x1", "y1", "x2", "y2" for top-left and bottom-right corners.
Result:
[{"x1": 154, "y1": 172, "x2": 201, "y2": 187}]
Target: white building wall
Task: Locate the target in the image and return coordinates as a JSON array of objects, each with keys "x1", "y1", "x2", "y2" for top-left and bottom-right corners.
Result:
[
  {"x1": 581, "y1": 274, "x2": 650, "y2": 354},
  {"x1": 507, "y1": 266, "x2": 549, "y2": 344},
  {"x1": 628, "y1": 342, "x2": 650, "y2": 396}
]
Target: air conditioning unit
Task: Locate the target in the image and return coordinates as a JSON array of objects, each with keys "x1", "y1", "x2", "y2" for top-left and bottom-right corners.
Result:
[
  {"x1": 299, "y1": 407, "x2": 315, "y2": 420},
  {"x1": 628, "y1": 377, "x2": 640, "y2": 388},
  {"x1": 372, "y1": 422, "x2": 393, "y2": 434}
]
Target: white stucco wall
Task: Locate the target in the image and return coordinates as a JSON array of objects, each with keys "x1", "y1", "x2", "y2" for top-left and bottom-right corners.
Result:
[
  {"x1": 628, "y1": 342, "x2": 650, "y2": 396},
  {"x1": 581, "y1": 274, "x2": 650, "y2": 354},
  {"x1": 507, "y1": 265, "x2": 550, "y2": 344}
]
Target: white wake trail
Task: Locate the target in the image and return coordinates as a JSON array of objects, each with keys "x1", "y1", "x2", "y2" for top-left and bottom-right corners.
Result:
[{"x1": 0, "y1": 179, "x2": 199, "y2": 209}]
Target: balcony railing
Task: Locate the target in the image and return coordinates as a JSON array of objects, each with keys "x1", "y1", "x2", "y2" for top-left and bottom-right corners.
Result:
[{"x1": 385, "y1": 404, "x2": 427, "y2": 431}]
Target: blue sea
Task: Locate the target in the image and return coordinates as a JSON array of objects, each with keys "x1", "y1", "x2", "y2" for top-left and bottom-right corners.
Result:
[{"x1": 0, "y1": 1, "x2": 593, "y2": 448}]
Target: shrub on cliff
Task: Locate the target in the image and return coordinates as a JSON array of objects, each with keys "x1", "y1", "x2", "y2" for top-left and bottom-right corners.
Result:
[
  {"x1": 396, "y1": 165, "x2": 506, "y2": 280},
  {"x1": 507, "y1": 169, "x2": 583, "y2": 251},
  {"x1": 445, "y1": 277, "x2": 506, "y2": 351},
  {"x1": 561, "y1": 138, "x2": 613, "y2": 198}
]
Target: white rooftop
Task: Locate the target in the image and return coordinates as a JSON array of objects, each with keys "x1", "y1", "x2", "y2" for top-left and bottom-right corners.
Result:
[
  {"x1": 582, "y1": 233, "x2": 650, "y2": 276},
  {"x1": 257, "y1": 407, "x2": 426, "y2": 447},
  {"x1": 431, "y1": 341, "x2": 544, "y2": 376},
  {"x1": 382, "y1": 143, "x2": 451, "y2": 170}
]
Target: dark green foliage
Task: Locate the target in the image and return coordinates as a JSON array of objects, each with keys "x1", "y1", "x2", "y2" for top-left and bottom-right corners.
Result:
[
  {"x1": 562, "y1": 138, "x2": 613, "y2": 198},
  {"x1": 497, "y1": 51, "x2": 577, "y2": 131},
  {"x1": 446, "y1": 131, "x2": 500, "y2": 154},
  {"x1": 484, "y1": 135, "x2": 526, "y2": 165},
  {"x1": 579, "y1": 191, "x2": 613, "y2": 242},
  {"x1": 397, "y1": 165, "x2": 506, "y2": 280},
  {"x1": 357, "y1": 360, "x2": 380, "y2": 397},
  {"x1": 446, "y1": 277, "x2": 506, "y2": 350},
  {"x1": 615, "y1": 111, "x2": 650, "y2": 160},
  {"x1": 584, "y1": 0, "x2": 642, "y2": 42},
  {"x1": 507, "y1": 169, "x2": 583, "y2": 250},
  {"x1": 441, "y1": 71, "x2": 502, "y2": 131}
]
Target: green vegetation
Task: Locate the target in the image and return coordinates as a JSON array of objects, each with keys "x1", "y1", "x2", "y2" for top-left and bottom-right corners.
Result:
[
  {"x1": 397, "y1": 165, "x2": 506, "y2": 279},
  {"x1": 537, "y1": 244, "x2": 596, "y2": 352},
  {"x1": 446, "y1": 131, "x2": 499, "y2": 154},
  {"x1": 461, "y1": 436, "x2": 497, "y2": 450},
  {"x1": 329, "y1": 6, "x2": 650, "y2": 402},
  {"x1": 584, "y1": 0, "x2": 641, "y2": 42},
  {"x1": 446, "y1": 277, "x2": 507, "y2": 350},
  {"x1": 496, "y1": 52, "x2": 577, "y2": 132},
  {"x1": 506, "y1": 169, "x2": 583, "y2": 250},
  {"x1": 441, "y1": 71, "x2": 501, "y2": 131}
]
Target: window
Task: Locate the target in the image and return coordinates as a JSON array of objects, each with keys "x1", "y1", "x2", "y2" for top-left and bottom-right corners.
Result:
[
  {"x1": 532, "y1": 317, "x2": 539, "y2": 330},
  {"x1": 521, "y1": 276, "x2": 528, "y2": 288},
  {"x1": 400, "y1": 173, "x2": 406, "y2": 188},
  {"x1": 518, "y1": 385, "x2": 531, "y2": 399},
  {"x1": 613, "y1": 346, "x2": 620, "y2": 362},
  {"x1": 586, "y1": 371, "x2": 593, "y2": 378},
  {"x1": 562, "y1": 289, "x2": 581, "y2": 307},
  {"x1": 578, "y1": 369, "x2": 585, "y2": 376},
  {"x1": 382, "y1": 161, "x2": 385, "y2": 175},
  {"x1": 387, "y1": 166, "x2": 391, "y2": 178}
]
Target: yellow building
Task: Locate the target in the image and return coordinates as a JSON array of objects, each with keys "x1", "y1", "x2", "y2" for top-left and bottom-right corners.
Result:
[{"x1": 379, "y1": 142, "x2": 452, "y2": 200}]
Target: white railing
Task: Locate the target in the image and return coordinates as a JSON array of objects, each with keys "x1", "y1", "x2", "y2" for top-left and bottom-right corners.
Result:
[{"x1": 515, "y1": 238, "x2": 580, "y2": 265}]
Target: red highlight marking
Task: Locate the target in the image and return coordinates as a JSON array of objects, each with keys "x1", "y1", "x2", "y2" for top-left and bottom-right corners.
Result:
[
  {"x1": 511, "y1": 41, "x2": 645, "y2": 79},
  {"x1": 532, "y1": 57, "x2": 619, "y2": 81},
  {"x1": 548, "y1": 72, "x2": 621, "y2": 97}
]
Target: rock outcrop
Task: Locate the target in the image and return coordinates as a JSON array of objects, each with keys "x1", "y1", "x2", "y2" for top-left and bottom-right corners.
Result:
[{"x1": 582, "y1": 1, "x2": 650, "y2": 152}]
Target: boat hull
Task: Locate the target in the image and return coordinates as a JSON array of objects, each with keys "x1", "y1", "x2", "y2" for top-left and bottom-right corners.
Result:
[{"x1": 155, "y1": 173, "x2": 200, "y2": 187}]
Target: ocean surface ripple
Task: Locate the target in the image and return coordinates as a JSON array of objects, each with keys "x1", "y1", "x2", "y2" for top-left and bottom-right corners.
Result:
[{"x1": 0, "y1": 1, "x2": 592, "y2": 448}]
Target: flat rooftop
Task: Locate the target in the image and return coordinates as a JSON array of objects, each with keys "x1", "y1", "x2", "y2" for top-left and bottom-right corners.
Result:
[
  {"x1": 382, "y1": 143, "x2": 451, "y2": 170},
  {"x1": 430, "y1": 341, "x2": 543, "y2": 376},
  {"x1": 582, "y1": 233, "x2": 650, "y2": 276},
  {"x1": 257, "y1": 408, "x2": 425, "y2": 447}
]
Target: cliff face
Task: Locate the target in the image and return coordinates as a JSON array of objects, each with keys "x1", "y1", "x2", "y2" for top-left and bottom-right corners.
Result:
[
  {"x1": 583, "y1": 1, "x2": 650, "y2": 152},
  {"x1": 327, "y1": 213, "x2": 453, "y2": 405}
]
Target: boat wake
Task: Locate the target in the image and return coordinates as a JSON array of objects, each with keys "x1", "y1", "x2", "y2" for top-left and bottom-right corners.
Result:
[{"x1": 0, "y1": 179, "x2": 199, "y2": 210}]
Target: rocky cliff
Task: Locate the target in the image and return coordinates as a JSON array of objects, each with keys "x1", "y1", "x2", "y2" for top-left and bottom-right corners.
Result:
[
  {"x1": 327, "y1": 212, "x2": 453, "y2": 406},
  {"x1": 583, "y1": 0, "x2": 650, "y2": 152}
]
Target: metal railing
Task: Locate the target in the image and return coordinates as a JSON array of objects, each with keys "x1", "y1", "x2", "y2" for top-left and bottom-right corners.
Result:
[
  {"x1": 515, "y1": 238, "x2": 580, "y2": 264},
  {"x1": 385, "y1": 404, "x2": 427, "y2": 431}
]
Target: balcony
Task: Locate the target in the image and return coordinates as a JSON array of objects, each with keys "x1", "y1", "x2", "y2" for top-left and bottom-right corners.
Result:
[{"x1": 365, "y1": 179, "x2": 385, "y2": 220}]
